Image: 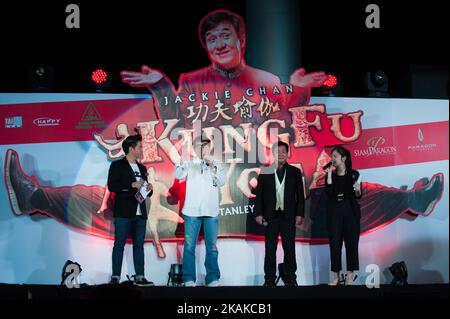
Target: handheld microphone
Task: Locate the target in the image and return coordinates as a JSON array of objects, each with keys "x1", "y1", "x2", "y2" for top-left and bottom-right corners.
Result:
[
  {"x1": 201, "y1": 159, "x2": 209, "y2": 174},
  {"x1": 323, "y1": 161, "x2": 333, "y2": 170},
  {"x1": 262, "y1": 220, "x2": 268, "y2": 227}
]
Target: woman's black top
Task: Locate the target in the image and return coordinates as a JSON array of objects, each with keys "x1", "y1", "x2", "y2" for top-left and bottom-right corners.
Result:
[{"x1": 325, "y1": 169, "x2": 362, "y2": 217}]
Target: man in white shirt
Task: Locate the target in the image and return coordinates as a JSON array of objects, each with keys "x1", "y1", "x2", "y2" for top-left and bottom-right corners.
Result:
[{"x1": 174, "y1": 135, "x2": 226, "y2": 287}]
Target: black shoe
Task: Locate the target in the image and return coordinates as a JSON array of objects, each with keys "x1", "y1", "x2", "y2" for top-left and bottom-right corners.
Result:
[
  {"x1": 5, "y1": 149, "x2": 38, "y2": 214},
  {"x1": 409, "y1": 174, "x2": 443, "y2": 215},
  {"x1": 285, "y1": 280, "x2": 298, "y2": 287},
  {"x1": 109, "y1": 277, "x2": 120, "y2": 285},
  {"x1": 263, "y1": 280, "x2": 276, "y2": 287},
  {"x1": 134, "y1": 276, "x2": 154, "y2": 287}
]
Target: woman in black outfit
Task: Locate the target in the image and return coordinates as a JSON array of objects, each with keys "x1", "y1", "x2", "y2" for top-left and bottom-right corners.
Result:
[{"x1": 325, "y1": 146, "x2": 362, "y2": 285}]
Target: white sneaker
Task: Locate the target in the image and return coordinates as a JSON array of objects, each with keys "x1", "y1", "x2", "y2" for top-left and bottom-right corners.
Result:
[
  {"x1": 328, "y1": 273, "x2": 340, "y2": 286},
  {"x1": 345, "y1": 274, "x2": 354, "y2": 285},
  {"x1": 328, "y1": 278, "x2": 340, "y2": 286},
  {"x1": 207, "y1": 280, "x2": 220, "y2": 287},
  {"x1": 184, "y1": 281, "x2": 196, "y2": 287}
]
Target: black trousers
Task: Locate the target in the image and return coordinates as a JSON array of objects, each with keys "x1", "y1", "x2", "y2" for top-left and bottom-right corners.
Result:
[
  {"x1": 264, "y1": 211, "x2": 297, "y2": 282},
  {"x1": 327, "y1": 200, "x2": 360, "y2": 272}
]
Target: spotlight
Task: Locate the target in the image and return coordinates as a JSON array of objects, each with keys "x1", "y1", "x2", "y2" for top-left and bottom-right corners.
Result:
[
  {"x1": 61, "y1": 260, "x2": 82, "y2": 288},
  {"x1": 167, "y1": 264, "x2": 183, "y2": 286},
  {"x1": 367, "y1": 70, "x2": 389, "y2": 97},
  {"x1": 323, "y1": 74, "x2": 338, "y2": 89},
  {"x1": 389, "y1": 261, "x2": 408, "y2": 285},
  {"x1": 28, "y1": 64, "x2": 55, "y2": 92},
  {"x1": 89, "y1": 68, "x2": 110, "y2": 92},
  {"x1": 320, "y1": 74, "x2": 340, "y2": 97}
]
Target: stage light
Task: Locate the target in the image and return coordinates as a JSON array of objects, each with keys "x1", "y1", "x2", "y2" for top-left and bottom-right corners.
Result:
[
  {"x1": 91, "y1": 69, "x2": 108, "y2": 84},
  {"x1": 28, "y1": 64, "x2": 55, "y2": 92},
  {"x1": 367, "y1": 70, "x2": 389, "y2": 97},
  {"x1": 167, "y1": 264, "x2": 183, "y2": 286},
  {"x1": 389, "y1": 261, "x2": 408, "y2": 285},
  {"x1": 61, "y1": 260, "x2": 82, "y2": 288},
  {"x1": 320, "y1": 74, "x2": 341, "y2": 97},
  {"x1": 323, "y1": 74, "x2": 338, "y2": 89},
  {"x1": 89, "y1": 68, "x2": 110, "y2": 92}
]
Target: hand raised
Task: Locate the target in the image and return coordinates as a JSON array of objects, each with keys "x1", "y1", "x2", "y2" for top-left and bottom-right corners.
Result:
[
  {"x1": 121, "y1": 65, "x2": 163, "y2": 87},
  {"x1": 290, "y1": 67, "x2": 328, "y2": 88}
]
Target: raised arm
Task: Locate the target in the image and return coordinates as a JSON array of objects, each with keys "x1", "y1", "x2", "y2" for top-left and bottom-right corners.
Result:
[
  {"x1": 289, "y1": 67, "x2": 328, "y2": 90},
  {"x1": 285, "y1": 67, "x2": 328, "y2": 108},
  {"x1": 121, "y1": 65, "x2": 179, "y2": 120}
]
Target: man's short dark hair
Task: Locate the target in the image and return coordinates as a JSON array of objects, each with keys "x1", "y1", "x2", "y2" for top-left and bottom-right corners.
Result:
[
  {"x1": 199, "y1": 9, "x2": 246, "y2": 48},
  {"x1": 122, "y1": 134, "x2": 142, "y2": 154},
  {"x1": 272, "y1": 141, "x2": 289, "y2": 153}
]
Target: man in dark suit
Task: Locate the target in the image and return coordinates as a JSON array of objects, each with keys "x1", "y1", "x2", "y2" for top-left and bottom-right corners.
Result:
[
  {"x1": 107, "y1": 134, "x2": 154, "y2": 286},
  {"x1": 254, "y1": 141, "x2": 305, "y2": 287}
]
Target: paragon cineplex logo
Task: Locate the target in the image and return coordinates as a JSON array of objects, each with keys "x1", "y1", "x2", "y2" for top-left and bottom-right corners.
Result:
[
  {"x1": 353, "y1": 136, "x2": 397, "y2": 157},
  {"x1": 407, "y1": 128, "x2": 437, "y2": 152},
  {"x1": 33, "y1": 117, "x2": 61, "y2": 127}
]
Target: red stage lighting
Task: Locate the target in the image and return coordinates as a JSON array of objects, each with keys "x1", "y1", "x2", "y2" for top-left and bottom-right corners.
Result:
[
  {"x1": 91, "y1": 69, "x2": 108, "y2": 84},
  {"x1": 323, "y1": 74, "x2": 338, "y2": 88},
  {"x1": 89, "y1": 68, "x2": 110, "y2": 92},
  {"x1": 320, "y1": 74, "x2": 340, "y2": 97}
]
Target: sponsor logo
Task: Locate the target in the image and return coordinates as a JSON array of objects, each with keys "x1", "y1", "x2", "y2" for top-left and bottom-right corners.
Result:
[
  {"x1": 76, "y1": 102, "x2": 106, "y2": 129},
  {"x1": 5, "y1": 116, "x2": 22, "y2": 128},
  {"x1": 407, "y1": 128, "x2": 437, "y2": 152},
  {"x1": 33, "y1": 117, "x2": 61, "y2": 127},
  {"x1": 353, "y1": 136, "x2": 397, "y2": 157}
]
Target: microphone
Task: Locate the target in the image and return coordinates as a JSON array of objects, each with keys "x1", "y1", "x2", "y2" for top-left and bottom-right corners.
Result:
[
  {"x1": 256, "y1": 216, "x2": 268, "y2": 227},
  {"x1": 323, "y1": 161, "x2": 333, "y2": 170},
  {"x1": 201, "y1": 159, "x2": 209, "y2": 174}
]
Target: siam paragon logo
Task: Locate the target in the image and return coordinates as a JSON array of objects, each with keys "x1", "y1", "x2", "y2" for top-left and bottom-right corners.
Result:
[{"x1": 353, "y1": 136, "x2": 397, "y2": 157}]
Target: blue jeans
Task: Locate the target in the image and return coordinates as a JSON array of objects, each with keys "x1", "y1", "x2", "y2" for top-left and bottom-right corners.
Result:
[
  {"x1": 183, "y1": 215, "x2": 220, "y2": 284},
  {"x1": 112, "y1": 216, "x2": 147, "y2": 277}
]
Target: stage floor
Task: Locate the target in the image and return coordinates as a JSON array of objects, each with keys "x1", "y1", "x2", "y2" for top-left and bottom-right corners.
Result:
[{"x1": 0, "y1": 283, "x2": 447, "y2": 299}]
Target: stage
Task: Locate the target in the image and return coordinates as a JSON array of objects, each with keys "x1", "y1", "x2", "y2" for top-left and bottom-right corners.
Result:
[
  {"x1": 0, "y1": 2, "x2": 448, "y2": 307},
  {"x1": 0, "y1": 283, "x2": 447, "y2": 299}
]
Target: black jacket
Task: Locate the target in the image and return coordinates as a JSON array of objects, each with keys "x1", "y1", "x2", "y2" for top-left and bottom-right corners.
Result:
[
  {"x1": 325, "y1": 169, "x2": 362, "y2": 218},
  {"x1": 254, "y1": 163, "x2": 305, "y2": 218},
  {"x1": 107, "y1": 158, "x2": 153, "y2": 219}
]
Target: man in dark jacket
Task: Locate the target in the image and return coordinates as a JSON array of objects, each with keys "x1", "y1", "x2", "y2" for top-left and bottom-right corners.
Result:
[
  {"x1": 254, "y1": 141, "x2": 305, "y2": 287},
  {"x1": 107, "y1": 134, "x2": 154, "y2": 286}
]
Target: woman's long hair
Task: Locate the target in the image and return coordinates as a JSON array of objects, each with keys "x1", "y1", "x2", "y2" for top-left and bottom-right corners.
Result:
[{"x1": 332, "y1": 146, "x2": 352, "y2": 173}]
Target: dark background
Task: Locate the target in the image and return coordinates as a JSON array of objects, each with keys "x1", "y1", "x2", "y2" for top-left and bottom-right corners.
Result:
[{"x1": 0, "y1": 0, "x2": 448, "y2": 98}]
